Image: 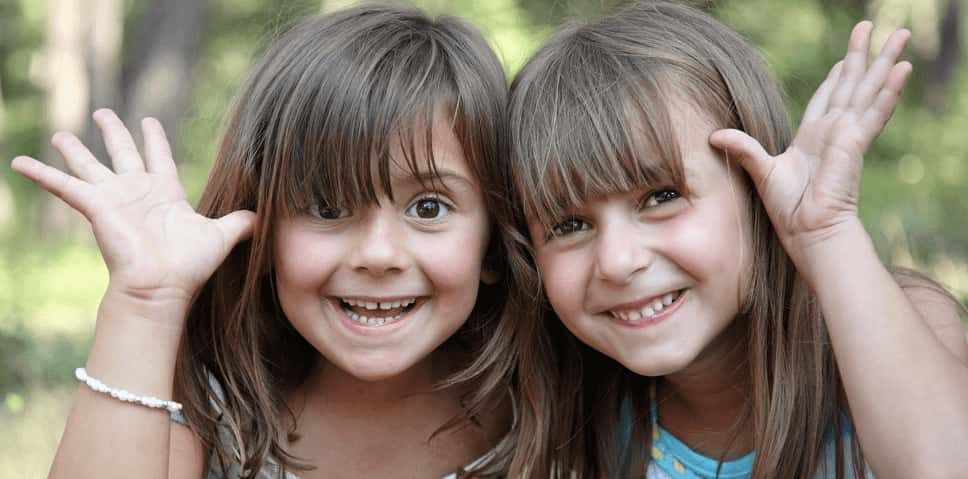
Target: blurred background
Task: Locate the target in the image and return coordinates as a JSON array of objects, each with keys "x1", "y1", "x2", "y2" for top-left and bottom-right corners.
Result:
[{"x1": 0, "y1": 0, "x2": 965, "y2": 475}]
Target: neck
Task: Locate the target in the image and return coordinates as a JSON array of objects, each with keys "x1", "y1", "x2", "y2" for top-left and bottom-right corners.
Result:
[
  {"x1": 283, "y1": 350, "x2": 506, "y2": 477},
  {"x1": 297, "y1": 350, "x2": 457, "y2": 414},
  {"x1": 656, "y1": 317, "x2": 753, "y2": 459}
]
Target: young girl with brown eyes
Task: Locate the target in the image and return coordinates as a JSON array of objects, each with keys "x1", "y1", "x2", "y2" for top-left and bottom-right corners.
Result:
[
  {"x1": 13, "y1": 5, "x2": 534, "y2": 478},
  {"x1": 507, "y1": 1, "x2": 968, "y2": 478}
]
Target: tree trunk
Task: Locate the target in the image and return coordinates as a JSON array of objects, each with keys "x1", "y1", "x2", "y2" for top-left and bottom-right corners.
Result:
[
  {"x1": 0, "y1": 76, "x2": 11, "y2": 233},
  {"x1": 82, "y1": 0, "x2": 124, "y2": 162},
  {"x1": 39, "y1": 0, "x2": 90, "y2": 237},
  {"x1": 926, "y1": 0, "x2": 960, "y2": 114},
  {"x1": 120, "y1": 0, "x2": 208, "y2": 159},
  {"x1": 0, "y1": 75, "x2": 5, "y2": 139}
]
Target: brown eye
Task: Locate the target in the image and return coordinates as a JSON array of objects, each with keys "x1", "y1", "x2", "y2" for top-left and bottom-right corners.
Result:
[
  {"x1": 643, "y1": 189, "x2": 681, "y2": 208},
  {"x1": 549, "y1": 218, "x2": 590, "y2": 238},
  {"x1": 309, "y1": 204, "x2": 350, "y2": 220},
  {"x1": 406, "y1": 196, "x2": 450, "y2": 220}
]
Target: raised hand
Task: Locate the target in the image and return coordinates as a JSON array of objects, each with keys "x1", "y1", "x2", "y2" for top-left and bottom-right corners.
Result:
[
  {"x1": 709, "y1": 22, "x2": 911, "y2": 262},
  {"x1": 11, "y1": 109, "x2": 255, "y2": 311}
]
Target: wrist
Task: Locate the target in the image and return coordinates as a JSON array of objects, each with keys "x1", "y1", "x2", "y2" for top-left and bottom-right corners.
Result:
[
  {"x1": 98, "y1": 284, "x2": 193, "y2": 339},
  {"x1": 786, "y1": 218, "x2": 878, "y2": 287},
  {"x1": 85, "y1": 287, "x2": 190, "y2": 393}
]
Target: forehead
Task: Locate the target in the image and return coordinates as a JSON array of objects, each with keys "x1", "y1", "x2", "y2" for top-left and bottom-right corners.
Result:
[
  {"x1": 668, "y1": 102, "x2": 723, "y2": 181},
  {"x1": 513, "y1": 86, "x2": 726, "y2": 224},
  {"x1": 384, "y1": 107, "x2": 473, "y2": 182},
  {"x1": 276, "y1": 97, "x2": 482, "y2": 214}
]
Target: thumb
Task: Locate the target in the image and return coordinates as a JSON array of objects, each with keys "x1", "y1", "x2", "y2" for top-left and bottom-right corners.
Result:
[
  {"x1": 708, "y1": 129, "x2": 774, "y2": 187},
  {"x1": 216, "y1": 210, "x2": 257, "y2": 250}
]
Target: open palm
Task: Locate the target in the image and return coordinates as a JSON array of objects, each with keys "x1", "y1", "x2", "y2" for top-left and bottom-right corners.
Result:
[
  {"x1": 12, "y1": 109, "x2": 254, "y2": 306},
  {"x1": 710, "y1": 22, "x2": 912, "y2": 257}
]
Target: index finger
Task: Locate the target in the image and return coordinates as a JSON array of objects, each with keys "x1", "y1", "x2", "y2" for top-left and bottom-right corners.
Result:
[{"x1": 11, "y1": 156, "x2": 97, "y2": 217}]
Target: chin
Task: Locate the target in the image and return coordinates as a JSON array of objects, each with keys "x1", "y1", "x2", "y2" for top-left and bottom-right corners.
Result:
[
  {"x1": 348, "y1": 368, "x2": 405, "y2": 382},
  {"x1": 335, "y1": 355, "x2": 416, "y2": 382},
  {"x1": 618, "y1": 346, "x2": 698, "y2": 378},
  {"x1": 622, "y1": 361, "x2": 682, "y2": 378}
]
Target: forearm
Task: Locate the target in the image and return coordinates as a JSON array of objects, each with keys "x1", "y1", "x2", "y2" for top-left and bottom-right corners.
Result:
[
  {"x1": 796, "y1": 219, "x2": 968, "y2": 478},
  {"x1": 48, "y1": 290, "x2": 189, "y2": 479}
]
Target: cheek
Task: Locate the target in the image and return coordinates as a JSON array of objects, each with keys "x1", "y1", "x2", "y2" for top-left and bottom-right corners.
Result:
[
  {"x1": 667, "y1": 198, "x2": 751, "y2": 296},
  {"x1": 537, "y1": 249, "x2": 589, "y2": 317},
  {"x1": 274, "y1": 231, "x2": 339, "y2": 289},
  {"x1": 423, "y1": 246, "x2": 480, "y2": 287},
  {"x1": 414, "y1": 222, "x2": 488, "y2": 291}
]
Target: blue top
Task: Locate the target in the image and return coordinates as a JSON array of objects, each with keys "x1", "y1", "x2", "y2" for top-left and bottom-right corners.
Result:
[
  {"x1": 620, "y1": 386, "x2": 871, "y2": 479},
  {"x1": 647, "y1": 396, "x2": 754, "y2": 478}
]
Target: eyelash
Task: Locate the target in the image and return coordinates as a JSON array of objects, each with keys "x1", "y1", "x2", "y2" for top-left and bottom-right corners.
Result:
[{"x1": 545, "y1": 188, "x2": 682, "y2": 240}]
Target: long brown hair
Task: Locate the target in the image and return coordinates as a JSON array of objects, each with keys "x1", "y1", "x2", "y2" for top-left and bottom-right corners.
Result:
[
  {"x1": 508, "y1": 1, "x2": 964, "y2": 477},
  {"x1": 172, "y1": 5, "x2": 533, "y2": 477}
]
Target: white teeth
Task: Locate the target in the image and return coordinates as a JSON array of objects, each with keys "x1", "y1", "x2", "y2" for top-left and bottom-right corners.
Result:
[
  {"x1": 340, "y1": 295, "x2": 416, "y2": 326},
  {"x1": 609, "y1": 290, "x2": 684, "y2": 321},
  {"x1": 344, "y1": 308, "x2": 404, "y2": 327},
  {"x1": 340, "y1": 297, "x2": 417, "y2": 310}
]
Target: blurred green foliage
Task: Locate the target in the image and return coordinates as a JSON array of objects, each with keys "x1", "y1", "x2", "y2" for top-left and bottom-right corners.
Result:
[{"x1": 0, "y1": 0, "x2": 966, "y2": 471}]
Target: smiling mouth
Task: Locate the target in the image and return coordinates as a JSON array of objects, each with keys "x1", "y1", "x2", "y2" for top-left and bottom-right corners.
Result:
[
  {"x1": 338, "y1": 297, "x2": 420, "y2": 326},
  {"x1": 608, "y1": 289, "x2": 685, "y2": 321}
]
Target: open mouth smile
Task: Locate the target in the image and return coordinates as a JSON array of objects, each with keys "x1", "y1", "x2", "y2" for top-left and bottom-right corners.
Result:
[
  {"x1": 607, "y1": 289, "x2": 685, "y2": 322},
  {"x1": 337, "y1": 297, "x2": 421, "y2": 327}
]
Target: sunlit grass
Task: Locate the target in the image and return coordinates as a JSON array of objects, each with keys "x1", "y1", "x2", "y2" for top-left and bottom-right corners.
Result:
[{"x1": 0, "y1": 241, "x2": 105, "y2": 336}]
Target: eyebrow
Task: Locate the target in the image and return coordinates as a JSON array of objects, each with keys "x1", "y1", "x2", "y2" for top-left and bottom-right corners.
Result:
[{"x1": 397, "y1": 168, "x2": 476, "y2": 192}]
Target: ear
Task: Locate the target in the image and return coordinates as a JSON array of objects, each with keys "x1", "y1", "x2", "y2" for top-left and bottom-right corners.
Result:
[{"x1": 480, "y1": 267, "x2": 500, "y2": 285}]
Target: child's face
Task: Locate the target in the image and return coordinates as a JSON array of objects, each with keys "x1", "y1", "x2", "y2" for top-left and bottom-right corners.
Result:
[
  {"x1": 528, "y1": 110, "x2": 753, "y2": 377},
  {"x1": 273, "y1": 114, "x2": 491, "y2": 382}
]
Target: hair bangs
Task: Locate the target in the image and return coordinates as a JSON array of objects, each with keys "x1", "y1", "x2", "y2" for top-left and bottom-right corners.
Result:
[
  {"x1": 512, "y1": 32, "x2": 691, "y2": 230},
  {"x1": 261, "y1": 11, "x2": 461, "y2": 217}
]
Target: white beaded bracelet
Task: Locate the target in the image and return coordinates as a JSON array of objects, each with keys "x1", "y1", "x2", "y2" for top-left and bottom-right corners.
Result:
[{"x1": 75, "y1": 367, "x2": 183, "y2": 413}]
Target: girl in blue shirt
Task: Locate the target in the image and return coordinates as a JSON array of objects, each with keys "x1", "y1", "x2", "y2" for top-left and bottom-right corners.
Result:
[{"x1": 507, "y1": 1, "x2": 968, "y2": 477}]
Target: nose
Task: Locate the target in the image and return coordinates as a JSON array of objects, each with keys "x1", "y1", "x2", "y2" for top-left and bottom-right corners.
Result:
[
  {"x1": 593, "y1": 216, "x2": 653, "y2": 285},
  {"x1": 348, "y1": 206, "x2": 408, "y2": 277}
]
